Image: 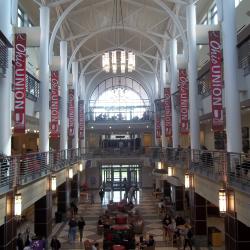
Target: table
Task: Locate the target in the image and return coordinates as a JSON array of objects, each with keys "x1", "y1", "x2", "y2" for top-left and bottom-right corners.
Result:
[{"x1": 113, "y1": 245, "x2": 125, "y2": 250}]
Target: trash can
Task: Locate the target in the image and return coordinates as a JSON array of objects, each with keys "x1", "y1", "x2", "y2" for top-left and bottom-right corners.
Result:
[{"x1": 208, "y1": 226, "x2": 222, "y2": 247}]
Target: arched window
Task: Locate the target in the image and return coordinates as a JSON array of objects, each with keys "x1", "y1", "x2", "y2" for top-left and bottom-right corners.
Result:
[{"x1": 89, "y1": 77, "x2": 151, "y2": 121}]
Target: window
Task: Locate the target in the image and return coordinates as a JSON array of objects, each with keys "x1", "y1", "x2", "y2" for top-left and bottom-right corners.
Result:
[
  {"x1": 210, "y1": 5, "x2": 218, "y2": 25},
  {"x1": 17, "y1": 7, "x2": 24, "y2": 27},
  {"x1": 235, "y1": 0, "x2": 242, "y2": 7}
]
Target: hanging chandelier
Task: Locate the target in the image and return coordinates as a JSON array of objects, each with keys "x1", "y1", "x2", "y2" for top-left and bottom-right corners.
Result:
[
  {"x1": 102, "y1": 50, "x2": 135, "y2": 74},
  {"x1": 102, "y1": 0, "x2": 135, "y2": 74}
]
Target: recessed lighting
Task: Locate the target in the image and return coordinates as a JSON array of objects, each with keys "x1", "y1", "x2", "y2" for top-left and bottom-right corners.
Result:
[
  {"x1": 91, "y1": 126, "x2": 94, "y2": 129},
  {"x1": 146, "y1": 125, "x2": 149, "y2": 128},
  {"x1": 109, "y1": 126, "x2": 112, "y2": 129},
  {"x1": 128, "y1": 126, "x2": 131, "y2": 128}
]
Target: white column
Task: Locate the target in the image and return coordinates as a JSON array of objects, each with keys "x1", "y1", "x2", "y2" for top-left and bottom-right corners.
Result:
[
  {"x1": 170, "y1": 39, "x2": 180, "y2": 148},
  {"x1": 39, "y1": 7, "x2": 50, "y2": 152},
  {"x1": 60, "y1": 41, "x2": 68, "y2": 151},
  {"x1": 154, "y1": 76, "x2": 160, "y2": 146},
  {"x1": 186, "y1": 3, "x2": 200, "y2": 150},
  {"x1": 221, "y1": 0, "x2": 242, "y2": 153},
  {"x1": 72, "y1": 61, "x2": 79, "y2": 149},
  {"x1": 0, "y1": 0, "x2": 12, "y2": 156},
  {"x1": 161, "y1": 59, "x2": 167, "y2": 148},
  {"x1": 79, "y1": 74, "x2": 86, "y2": 150}
]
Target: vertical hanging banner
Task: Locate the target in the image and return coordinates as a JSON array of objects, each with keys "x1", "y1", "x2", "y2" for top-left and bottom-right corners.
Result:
[
  {"x1": 79, "y1": 100, "x2": 84, "y2": 139},
  {"x1": 14, "y1": 33, "x2": 27, "y2": 133},
  {"x1": 68, "y1": 89, "x2": 75, "y2": 137},
  {"x1": 179, "y1": 69, "x2": 189, "y2": 134},
  {"x1": 50, "y1": 71, "x2": 59, "y2": 138},
  {"x1": 156, "y1": 115, "x2": 161, "y2": 138},
  {"x1": 164, "y1": 88, "x2": 172, "y2": 137},
  {"x1": 208, "y1": 31, "x2": 223, "y2": 131}
]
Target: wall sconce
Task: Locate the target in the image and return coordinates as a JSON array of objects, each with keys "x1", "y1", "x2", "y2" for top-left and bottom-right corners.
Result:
[
  {"x1": 185, "y1": 173, "x2": 190, "y2": 189},
  {"x1": 79, "y1": 163, "x2": 83, "y2": 172},
  {"x1": 51, "y1": 175, "x2": 57, "y2": 191},
  {"x1": 68, "y1": 168, "x2": 73, "y2": 179},
  {"x1": 157, "y1": 162, "x2": 162, "y2": 169},
  {"x1": 14, "y1": 193, "x2": 22, "y2": 216},
  {"x1": 219, "y1": 188, "x2": 227, "y2": 214},
  {"x1": 168, "y1": 166, "x2": 173, "y2": 176}
]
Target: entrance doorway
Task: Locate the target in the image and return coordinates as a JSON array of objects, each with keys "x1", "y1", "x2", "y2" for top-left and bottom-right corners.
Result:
[{"x1": 101, "y1": 164, "x2": 141, "y2": 191}]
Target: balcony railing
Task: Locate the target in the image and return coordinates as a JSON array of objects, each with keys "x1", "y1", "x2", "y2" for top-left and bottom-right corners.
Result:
[
  {"x1": 0, "y1": 148, "x2": 83, "y2": 195},
  {"x1": 163, "y1": 148, "x2": 250, "y2": 192},
  {"x1": 85, "y1": 110, "x2": 153, "y2": 122}
]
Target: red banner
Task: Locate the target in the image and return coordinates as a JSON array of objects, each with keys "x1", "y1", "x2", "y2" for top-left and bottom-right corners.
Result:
[
  {"x1": 79, "y1": 100, "x2": 84, "y2": 139},
  {"x1": 14, "y1": 34, "x2": 27, "y2": 133},
  {"x1": 164, "y1": 88, "x2": 172, "y2": 137},
  {"x1": 68, "y1": 89, "x2": 74, "y2": 137},
  {"x1": 209, "y1": 31, "x2": 223, "y2": 131},
  {"x1": 156, "y1": 115, "x2": 161, "y2": 139},
  {"x1": 179, "y1": 69, "x2": 189, "y2": 134},
  {"x1": 50, "y1": 71, "x2": 59, "y2": 138}
]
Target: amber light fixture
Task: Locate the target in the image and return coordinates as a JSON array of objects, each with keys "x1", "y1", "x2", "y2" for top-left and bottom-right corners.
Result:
[
  {"x1": 51, "y1": 175, "x2": 57, "y2": 191},
  {"x1": 68, "y1": 167, "x2": 73, "y2": 179},
  {"x1": 168, "y1": 166, "x2": 173, "y2": 176},
  {"x1": 14, "y1": 193, "x2": 22, "y2": 216},
  {"x1": 219, "y1": 188, "x2": 227, "y2": 214},
  {"x1": 79, "y1": 163, "x2": 83, "y2": 172},
  {"x1": 185, "y1": 173, "x2": 190, "y2": 189}
]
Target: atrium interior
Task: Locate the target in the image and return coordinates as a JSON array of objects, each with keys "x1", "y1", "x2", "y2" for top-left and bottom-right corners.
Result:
[{"x1": 0, "y1": 0, "x2": 250, "y2": 249}]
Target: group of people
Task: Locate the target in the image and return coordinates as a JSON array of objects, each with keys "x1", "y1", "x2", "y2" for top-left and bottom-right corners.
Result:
[
  {"x1": 123, "y1": 178, "x2": 137, "y2": 203},
  {"x1": 68, "y1": 216, "x2": 86, "y2": 243},
  {"x1": 162, "y1": 213, "x2": 193, "y2": 250}
]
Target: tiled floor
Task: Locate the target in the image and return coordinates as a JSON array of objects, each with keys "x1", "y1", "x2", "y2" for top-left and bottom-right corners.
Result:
[{"x1": 55, "y1": 190, "x2": 225, "y2": 250}]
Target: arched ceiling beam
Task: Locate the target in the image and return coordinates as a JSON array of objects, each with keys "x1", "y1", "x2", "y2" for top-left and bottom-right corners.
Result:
[
  {"x1": 152, "y1": 0, "x2": 188, "y2": 60},
  {"x1": 49, "y1": 0, "x2": 84, "y2": 64},
  {"x1": 85, "y1": 71, "x2": 153, "y2": 103},
  {"x1": 67, "y1": 26, "x2": 163, "y2": 73}
]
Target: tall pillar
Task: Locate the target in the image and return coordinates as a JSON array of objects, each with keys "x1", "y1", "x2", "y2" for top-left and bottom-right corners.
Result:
[
  {"x1": 72, "y1": 61, "x2": 79, "y2": 149},
  {"x1": 60, "y1": 41, "x2": 68, "y2": 151},
  {"x1": 161, "y1": 59, "x2": 167, "y2": 148},
  {"x1": 0, "y1": 0, "x2": 13, "y2": 156},
  {"x1": 221, "y1": 0, "x2": 242, "y2": 153},
  {"x1": 186, "y1": 3, "x2": 200, "y2": 150},
  {"x1": 154, "y1": 76, "x2": 160, "y2": 146},
  {"x1": 57, "y1": 180, "x2": 71, "y2": 214},
  {"x1": 39, "y1": 7, "x2": 50, "y2": 152},
  {"x1": 225, "y1": 213, "x2": 250, "y2": 250},
  {"x1": 79, "y1": 74, "x2": 86, "y2": 150},
  {"x1": 71, "y1": 173, "x2": 79, "y2": 201},
  {"x1": 190, "y1": 192, "x2": 207, "y2": 246},
  {"x1": 170, "y1": 39, "x2": 179, "y2": 148},
  {"x1": 0, "y1": 193, "x2": 17, "y2": 250},
  {"x1": 175, "y1": 185, "x2": 184, "y2": 211},
  {"x1": 34, "y1": 191, "x2": 52, "y2": 238}
]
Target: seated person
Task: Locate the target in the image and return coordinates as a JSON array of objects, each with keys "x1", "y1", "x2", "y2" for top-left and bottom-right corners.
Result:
[
  {"x1": 92, "y1": 242, "x2": 99, "y2": 250},
  {"x1": 146, "y1": 235, "x2": 155, "y2": 247},
  {"x1": 162, "y1": 214, "x2": 171, "y2": 226},
  {"x1": 98, "y1": 216, "x2": 104, "y2": 225}
]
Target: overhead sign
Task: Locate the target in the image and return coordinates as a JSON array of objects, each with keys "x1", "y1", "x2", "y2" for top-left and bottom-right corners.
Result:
[
  {"x1": 14, "y1": 33, "x2": 27, "y2": 133},
  {"x1": 68, "y1": 89, "x2": 74, "y2": 137},
  {"x1": 179, "y1": 69, "x2": 189, "y2": 134},
  {"x1": 164, "y1": 88, "x2": 172, "y2": 137},
  {"x1": 208, "y1": 31, "x2": 223, "y2": 131},
  {"x1": 79, "y1": 100, "x2": 84, "y2": 139},
  {"x1": 50, "y1": 71, "x2": 59, "y2": 138}
]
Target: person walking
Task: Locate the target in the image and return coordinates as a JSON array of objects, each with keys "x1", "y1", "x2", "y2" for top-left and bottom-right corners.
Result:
[
  {"x1": 99, "y1": 188, "x2": 105, "y2": 204},
  {"x1": 16, "y1": 233, "x2": 24, "y2": 250},
  {"x1": 183, "y1": 225, "x2": 193, "y2": 250},
  {"x1": 68, "y1": 217, "x2": 78, "y2": 243},
  {"x1": 50, "y1": 236, "x2": 61, "y2": 250},
  {"x1": 78, "y1": 217, "x2": 86, "y2": 242}
]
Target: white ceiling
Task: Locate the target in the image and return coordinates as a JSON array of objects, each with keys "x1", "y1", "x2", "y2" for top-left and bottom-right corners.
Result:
[{"x1": 20, "y1": 0, "x2": 211, "y2": 98}]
